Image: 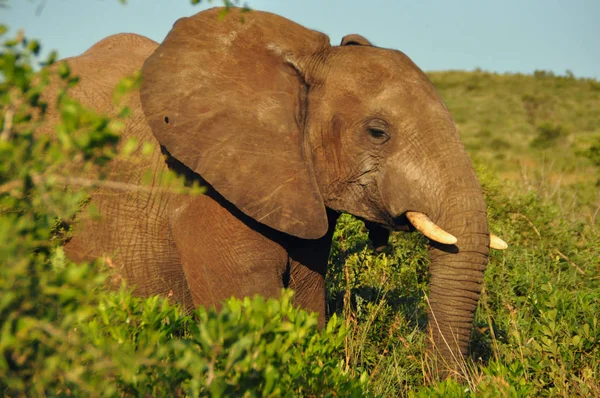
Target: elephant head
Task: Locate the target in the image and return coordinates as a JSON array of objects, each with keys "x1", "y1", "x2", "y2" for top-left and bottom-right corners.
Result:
[{"x1": 140, "y1": 7, "x2": 505, "y2": 369}]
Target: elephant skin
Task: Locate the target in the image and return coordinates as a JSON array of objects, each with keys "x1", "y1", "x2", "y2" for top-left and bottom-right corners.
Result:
[{"x1": 52, "y1": 7, "x2": 493, "y2": 372}]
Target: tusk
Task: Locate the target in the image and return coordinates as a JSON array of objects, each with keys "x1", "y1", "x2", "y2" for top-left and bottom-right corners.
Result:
[
  {"x1": 406, "y1": 211, "x2": 457, "y2": 245},
  {"x1": 490, "y1": 234, "x2": 508, "y2": 250}
]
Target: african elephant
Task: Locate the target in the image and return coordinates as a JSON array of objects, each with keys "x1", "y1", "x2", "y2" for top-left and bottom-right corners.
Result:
[{"x1": 52, "y1": 7, "x2": 506, "y2": 371}]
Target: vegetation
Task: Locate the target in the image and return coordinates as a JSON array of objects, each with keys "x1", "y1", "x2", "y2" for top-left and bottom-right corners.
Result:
[
  {"x1": 2, "y1": 15, "x2": 599, "y2": 398},
  {"x1": 429, "y1": 68, "x2": 600, "y2": 224}
]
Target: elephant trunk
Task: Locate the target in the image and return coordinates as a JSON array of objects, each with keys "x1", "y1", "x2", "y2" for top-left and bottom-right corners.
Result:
[{"x1": 425, "y1": 159, "x2": 489, "y2": 371}]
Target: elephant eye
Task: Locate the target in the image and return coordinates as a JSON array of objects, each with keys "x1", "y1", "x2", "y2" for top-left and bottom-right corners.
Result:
[
  {"x1": 364, "y1": 118, "x2": 390, "y2": 144},
  {"x1": 366, "y1": 127, "x2": 390, "y2": 143}
]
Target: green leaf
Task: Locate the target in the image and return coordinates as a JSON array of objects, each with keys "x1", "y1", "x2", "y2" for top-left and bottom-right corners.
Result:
[
  {"x1": 58, "y1": 61, "x2": 71, "y2": 79},
  {"x1": 141, "y1": 141, "x2": 154, "y2": 157},
  {"x1": 26, "y1": 40, "x2": 40, "y2": 55}
]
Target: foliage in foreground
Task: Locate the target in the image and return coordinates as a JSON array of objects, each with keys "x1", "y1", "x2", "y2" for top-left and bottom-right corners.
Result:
[
  {"x1": 2, "y1": 255, "x2": 362, "y2": 396},
  {"x1": 2, "y1": 21, "x2": 600, "y2": 398}
]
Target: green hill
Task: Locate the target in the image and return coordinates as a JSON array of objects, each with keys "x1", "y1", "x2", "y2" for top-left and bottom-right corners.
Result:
[{"x1": 430, "y1": 70, "x2": 600, "y2": 225}]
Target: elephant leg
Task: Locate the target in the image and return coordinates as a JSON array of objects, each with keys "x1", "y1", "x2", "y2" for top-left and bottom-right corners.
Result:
[
  {"x1": 287, "y1": 209, "x2": 339, "y2": 326},
  {"x1": 170, "y1": 194, "x2": 289, "y2": 310},
  {"x1": 288, "y1": 259, "x2": 327, "y2": 326}
]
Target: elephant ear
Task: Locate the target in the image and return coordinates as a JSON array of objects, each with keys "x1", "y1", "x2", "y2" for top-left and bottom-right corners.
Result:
[
  {"x1": 340, "y1": 34, "x2": 372, "y2": 46},
  {"x1": 141, "y1": 8, "x2": 331, "y2": 239}
]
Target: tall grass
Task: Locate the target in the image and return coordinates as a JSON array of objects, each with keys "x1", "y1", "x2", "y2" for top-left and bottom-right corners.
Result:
[{"x1": 328, "y1": 162, "x2": 599, "y2": 396}]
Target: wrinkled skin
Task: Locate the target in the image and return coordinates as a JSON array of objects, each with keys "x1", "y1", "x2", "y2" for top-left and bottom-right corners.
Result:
[{"x1": 53, "y1": 7, "x2": 491, "y2": 371}]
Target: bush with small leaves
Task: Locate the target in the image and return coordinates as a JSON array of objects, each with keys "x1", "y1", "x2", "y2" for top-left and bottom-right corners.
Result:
[{"x1": 530, "y1": 122, "x2": 569, "y2": 149}]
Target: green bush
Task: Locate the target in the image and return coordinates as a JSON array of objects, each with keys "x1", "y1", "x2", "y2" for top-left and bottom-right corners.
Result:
[
  {"x1": 530, "y1": 122, "x2": 569, "y2": 149},
  {"x1": 586, "y1": 136, "x2": 600, "y2": 167},
  {"x1": 533, "y1": 70, "x2": 556, "y2": 79},
  {"x1": 2, "y1": 248, "x2": 364, "y2": 396},
  {"x1": 2, "y1": 254, "x2": 365, "y2": 396},
  {"x1": 472, "y1": 169, "x2": 600, "y2": 396}
]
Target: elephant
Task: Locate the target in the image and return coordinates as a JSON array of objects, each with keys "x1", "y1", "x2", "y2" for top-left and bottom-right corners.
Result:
[{"x1": 49, "y1": 7, "x2": 507, "y2": 371}]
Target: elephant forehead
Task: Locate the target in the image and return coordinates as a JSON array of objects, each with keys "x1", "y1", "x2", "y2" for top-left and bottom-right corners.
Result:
[
  {"x1": 316, "y1": 81, "x2": 450, "y2": 129},
  {"x1": 374, "y1": 83, "x2": 448, "y2": 116},
  {"x1": 327, "y1": 47, "x2": 425, "y2": 83},
  {"x1": 323, "y1": 50, "x2": 441, "y2": 107}
]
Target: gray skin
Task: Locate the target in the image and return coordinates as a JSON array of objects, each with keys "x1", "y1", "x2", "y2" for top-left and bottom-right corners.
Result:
[{"x1": 54, "y1": 7, "x2": 490, "y2": 370}]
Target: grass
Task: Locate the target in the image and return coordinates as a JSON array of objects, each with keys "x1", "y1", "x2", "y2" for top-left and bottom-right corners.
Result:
[{"x1": 330, "y1": 176, "x2": 599, "y2": 395}]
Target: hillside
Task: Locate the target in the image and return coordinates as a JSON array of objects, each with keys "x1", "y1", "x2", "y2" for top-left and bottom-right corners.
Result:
[{"x1": 429, "y1": 70, "x2": 600, "y2": 225}]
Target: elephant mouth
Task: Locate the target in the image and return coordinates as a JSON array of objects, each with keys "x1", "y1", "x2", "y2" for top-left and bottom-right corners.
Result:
[
  {"x1": 366, "y1": 210, "x2": 450, "y2": 252},
  {"x1": 390, "y1": 213, "x2": 413, "y2": 232},
  {"x1": 393, "y1": 211, "x2": 507, "y2": 250},
  {"x1": 367, "y1": 211, "x2": 507, "y2": 251},
  {"x1": 367, "y1": 211, "x2": 459, "y2": 253},
  {"x1": 364, "y1": 213, "x2": 414, "y2": 253}
]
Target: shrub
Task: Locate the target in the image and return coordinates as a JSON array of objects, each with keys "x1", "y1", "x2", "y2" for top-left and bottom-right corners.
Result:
[
  {"x1": 586, "y1": 136, "x2": 600, "y2": 167},
  {"x1": 530, "y1": 122, "x2": 569, "y2": 149},
  {"x1": 533, "y1": 70, "x2": 555, "y2": 79},
  {"x1": 2, "y1": 251, "x2": 365, "y2": 396}
]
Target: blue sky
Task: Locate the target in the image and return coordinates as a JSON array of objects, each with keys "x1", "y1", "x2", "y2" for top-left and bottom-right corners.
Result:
[{"x1": 5, "y1": 0, "x2": 599, "y2": 79}]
